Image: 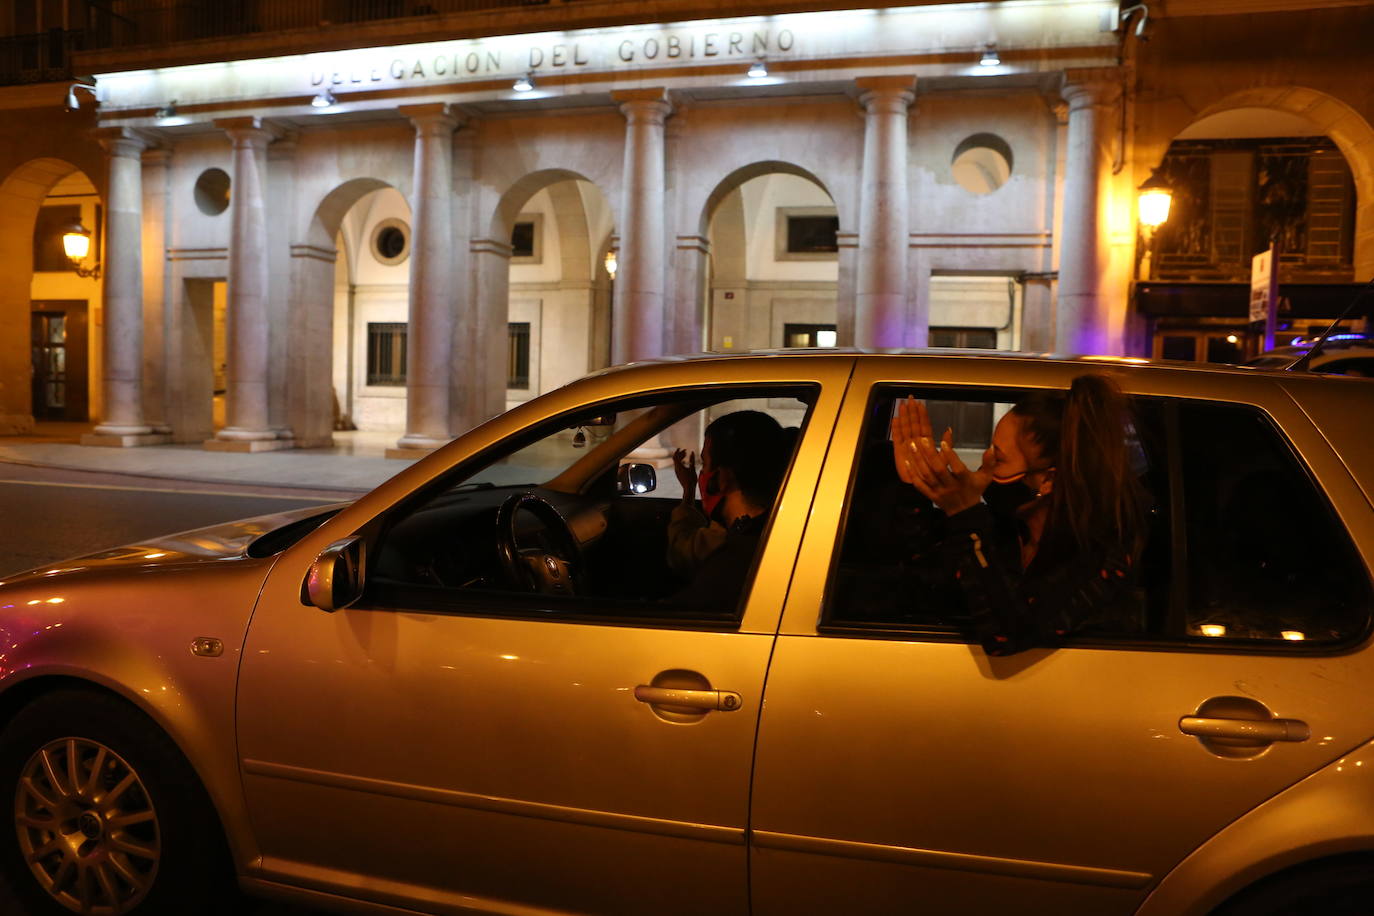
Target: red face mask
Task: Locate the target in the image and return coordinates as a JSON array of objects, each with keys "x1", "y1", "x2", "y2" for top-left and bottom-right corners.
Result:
[{"x1": 699, "y1": 468, "x2": 724, "y2": 520}]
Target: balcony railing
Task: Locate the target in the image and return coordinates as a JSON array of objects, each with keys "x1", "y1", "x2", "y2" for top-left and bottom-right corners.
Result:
[{"x1": 0, "y1": 30, "x2": 88, "y2": 85}]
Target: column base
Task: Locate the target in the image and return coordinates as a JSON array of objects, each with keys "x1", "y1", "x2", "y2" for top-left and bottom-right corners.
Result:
[
  {"x1": 81, "y1": 432, "x2": 173, "y2": 448},
  {"x1": 385, "y1": 446, "x2": 435, "y2": 460},
  {"x1": 93, "y1": 422, "x2": 154, "y2": 437},
  {"x1": 203, "y1": 437, "x2": 297, "y2": 453}
]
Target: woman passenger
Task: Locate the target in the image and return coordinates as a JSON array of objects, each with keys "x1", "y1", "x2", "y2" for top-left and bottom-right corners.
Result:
[{"x1": 893, "y1": 374, "x2": 1148, "y2": 655}]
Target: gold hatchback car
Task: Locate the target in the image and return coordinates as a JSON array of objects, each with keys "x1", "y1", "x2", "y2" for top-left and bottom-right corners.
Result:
[{"x1": 1, "y1": 352, "x2": 1373, "y2": 916}]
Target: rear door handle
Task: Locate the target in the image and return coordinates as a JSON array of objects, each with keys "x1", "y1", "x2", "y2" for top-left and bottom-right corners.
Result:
[
  {"x1": 634, "y1": 685, "x2": 742, "y2": 711},
  {"x1": 1179, "y1": 716, "x2": 1309, "y2": 743}
]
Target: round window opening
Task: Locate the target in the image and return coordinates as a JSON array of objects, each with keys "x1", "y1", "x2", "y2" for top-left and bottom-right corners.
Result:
[
  {"x1": 950, "y1": 133, "x2": 1014, "y2": 195},
  {"x1": 193, "y1": 168, "x2": 231, "y2": 216},
  {"x1": 371, "y1": 219, "x2": 410, "y2": 266}
]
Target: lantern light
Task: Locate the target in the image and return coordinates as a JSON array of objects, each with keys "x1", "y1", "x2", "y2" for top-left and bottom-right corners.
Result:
[
  {"x1": 61, "y1": 222, "x2": 100, "y2": 279},
  {"x1": 603, "y1": 249, "x2": 618, "y2": 280},
  {"x1": 1138, "y1": 168, "x2": 1173, "y2": 228}
]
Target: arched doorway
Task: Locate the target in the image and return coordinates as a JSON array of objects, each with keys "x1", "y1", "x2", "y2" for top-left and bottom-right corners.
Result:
[
  {"x1": 284, "y1": 177, "x2": 400, "y2": 447},
  {"x1": 701, "y1": 163, "x2": 839, "y2": 428},
  {"x1": 1140, "y1": 90, "x2": 1370, "y2": 362},
  {"x1": 0, "y1": 158, "x2": 103, "y2": 434},
  {"x1": 702, "y1": 164, "x2": 840, "y2": 353},
  {"x1": 327, "y1": 185, "x2": 413, "y2": 434},
  {"x1": 489, "y1": 170, "x2": 614, "y2": 412}
]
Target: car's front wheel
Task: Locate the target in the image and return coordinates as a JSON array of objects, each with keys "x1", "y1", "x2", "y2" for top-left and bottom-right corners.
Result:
[{"x1": 0, "y1": 688, "x2": 237, "y2": 915}]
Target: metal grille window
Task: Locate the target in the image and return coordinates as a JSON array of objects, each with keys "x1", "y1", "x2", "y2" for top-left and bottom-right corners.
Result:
[
  {"x1": 508, "y1": 322, "x2": 530, "y2": 390},
  {"x1": 366, "y1": 322, "x2": 407, "y2": 386}
]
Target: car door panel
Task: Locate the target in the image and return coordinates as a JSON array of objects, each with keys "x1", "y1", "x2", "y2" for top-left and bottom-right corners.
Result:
[
  {"x1": 236, "y1": 358, "x2": 852, "y2": 914},
  {"x1": 240, "y1": 609, "x2": 768, "y2": 914},
  {"x1": 751, "y1": 358, "x2": 1374, "y2": 914}
]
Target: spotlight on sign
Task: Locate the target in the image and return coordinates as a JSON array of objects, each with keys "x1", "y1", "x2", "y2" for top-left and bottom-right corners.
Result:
[
  {"x1": 311, "y1": 89, "x2": 336, "y2": 108},
  {"x1": 979, "y1": 44, "x2": 1000, "y2": 67},
  {"x1": 748, "y1": 58, "x2": 768, "y2": 79},
  {"x1": 514, "y1": 72, "x2": 535, "y2": 93}
]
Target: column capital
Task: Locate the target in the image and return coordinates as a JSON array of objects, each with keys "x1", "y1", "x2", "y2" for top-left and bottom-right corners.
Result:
[
  {"x1": 1060, "y1": 68, "x2": 1123, "y2": 111},
  {"x1": 215, "y1": 116, "x2": 279, "y2": 147},
  {"x1": 398, "y1": 103, "x2": 463, "y2": 133},
  {"x1": 90, "y1": 127, "x2": 153, "y2": 158},
  {"x1": 855, "y1": 75, "x2": 916, "y2": 112},
  {"x1": 612, "y1": 88, "x2": 672, "y2": 123},
  {"x1": 141, "y1": 147, "x2": 172, "y2": 167}
]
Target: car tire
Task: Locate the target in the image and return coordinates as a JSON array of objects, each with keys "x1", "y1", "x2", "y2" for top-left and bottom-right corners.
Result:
[
  {"x1": 1213, "y1": 856, "x2": 1374, "y2": 916},
  {"x1": 0, "y1": 688, "x2": 240, "y2": 915}
]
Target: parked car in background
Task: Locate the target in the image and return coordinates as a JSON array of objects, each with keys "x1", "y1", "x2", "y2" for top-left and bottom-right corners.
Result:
[
  {"x1": 1, "y1": 351, "x2": 1373, "y2": 916},
  {"x1": 1246, "y1": 332, "x2": 1374, "y2": 376}
]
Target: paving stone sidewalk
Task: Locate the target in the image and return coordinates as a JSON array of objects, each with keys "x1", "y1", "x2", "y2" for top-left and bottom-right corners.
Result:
[{"x1": 0, "y1": 434, "x2": 415, "y2": 493}]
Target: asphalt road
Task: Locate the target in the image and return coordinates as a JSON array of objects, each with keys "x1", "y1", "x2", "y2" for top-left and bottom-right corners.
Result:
[{"x1": 0, "y1": 461, "x2": 352, "y2": 915}]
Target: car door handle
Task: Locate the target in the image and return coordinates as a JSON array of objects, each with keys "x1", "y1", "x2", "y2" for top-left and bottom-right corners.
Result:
[
  {"x1": 634, "y1": 685, "x2": 743, "y2": 711},
  {"x1": 1178, "y1": 716, "x2": 1310, "y2": 743}
]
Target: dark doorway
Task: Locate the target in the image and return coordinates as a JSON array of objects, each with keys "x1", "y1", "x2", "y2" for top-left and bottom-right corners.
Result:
[{"x1": 29, "y1": 301, "x2": 88, "y2": 421}]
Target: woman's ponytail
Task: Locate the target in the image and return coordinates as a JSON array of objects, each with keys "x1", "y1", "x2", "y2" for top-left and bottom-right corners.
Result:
[{"x1": 1051, "y1": 374, "x2": 1147, "y2": 555}]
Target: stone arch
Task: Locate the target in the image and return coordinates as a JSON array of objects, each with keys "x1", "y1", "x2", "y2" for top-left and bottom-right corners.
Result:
[
  {"x1": 697, "y1": 160, "x2": 837, "y2": 237},
  {"x1": 1158, "y1": 86, "x2": 1374, "y2": 277},
  {"x1": 479, "y1": 168, "x2": 614, "y2": 410},
  {"x1": 288, "y1": 176, "x2": 403, "y2": 447},
  {"x1": 0, "y1": 158, "x2": 99, "y2": 433},
  {"x1": 487, "y1": 167, "x2": 607, "y2": 243},
  {"x1": 695, "y1": 161, "x2": 842, "y2": 353}
]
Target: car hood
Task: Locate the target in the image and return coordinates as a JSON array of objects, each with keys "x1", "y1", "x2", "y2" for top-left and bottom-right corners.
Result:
[{"x1": 0, "y1": 502, "x2": 349, "y2": 586}]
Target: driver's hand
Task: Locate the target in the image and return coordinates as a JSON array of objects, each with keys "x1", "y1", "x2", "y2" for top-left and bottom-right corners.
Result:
[{"x1": 673, "y1": 448, "x2": 698, "y2": 503}]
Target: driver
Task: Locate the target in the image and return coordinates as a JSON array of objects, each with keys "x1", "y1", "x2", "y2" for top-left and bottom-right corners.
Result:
[{"x1": 668, "y1": 411, "x2": 791, "y2": 611}]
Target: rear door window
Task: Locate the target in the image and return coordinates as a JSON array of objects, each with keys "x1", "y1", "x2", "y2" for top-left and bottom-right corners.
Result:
[{"x1": 825, "y1": 386, "x2": 1372, "y2": 650}]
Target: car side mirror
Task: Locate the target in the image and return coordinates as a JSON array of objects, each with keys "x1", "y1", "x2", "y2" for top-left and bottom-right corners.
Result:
[
  {"x1": 303, "y1": 536, "x2": 365, "y2": 612},
  {"x1": 617, "y1": 463, "x2": 657, "y2": 495}
]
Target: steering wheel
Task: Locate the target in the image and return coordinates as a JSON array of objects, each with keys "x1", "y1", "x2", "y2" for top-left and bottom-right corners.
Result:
[{"x1": 494, "y1": 492, "x2": 585, "y2": 596}]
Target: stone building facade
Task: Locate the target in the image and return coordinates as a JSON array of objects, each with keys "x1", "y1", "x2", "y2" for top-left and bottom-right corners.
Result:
[{"x1": 0, "y1": 0, "x2": 1370, "y2": 451}]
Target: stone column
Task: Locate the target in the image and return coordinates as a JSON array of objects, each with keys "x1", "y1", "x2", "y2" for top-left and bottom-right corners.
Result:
[
  {"x1": 394, "y1": 104, "x2": 460, "y2": 452},
  {"x1": 141, "y1": 147, "x2": 172, "y2": 435},
  {"x1": 612, "y1": 89, "x2": 671, "y2": 365},
  {"x1": 83, "y1": 128, "x2": 167, "y2": 446},
  {"x1": 854, "y1": 77, "x2": 915, "y2": 349},
  {"x1": 209, "y1": 117, "x2": 286, "y2": 450},
  {"x1": 1057, "y1": 69, "x2": 1121, "y2": 356}
]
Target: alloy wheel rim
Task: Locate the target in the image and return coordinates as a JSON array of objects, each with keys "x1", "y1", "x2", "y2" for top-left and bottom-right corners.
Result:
[{"x1": 14, "y1": 737, "x2": 160, "y2": 914}]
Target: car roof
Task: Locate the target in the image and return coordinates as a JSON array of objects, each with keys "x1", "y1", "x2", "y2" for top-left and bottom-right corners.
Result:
[{"x1": 594, "y1": 348, "x2": 1319, "y2": 379}]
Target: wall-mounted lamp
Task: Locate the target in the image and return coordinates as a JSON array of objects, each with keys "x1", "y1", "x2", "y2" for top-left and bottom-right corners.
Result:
[
  {"x1": 62, "y1": 222, "x2": 101, "y2": 279},
  {"x1": 63, "y1": 82, "x2": 97, "y2": 112},
  {"x1": 311, "y1": 88, "x2": 336, "y2": 108},
  {"x1": 1137, "y1": 168, "x2": 1172, "y2": 228},
  {"x1": 513, "y1": 72, "x2": 535, "y2": 93},
  {"x1": 747, "y1": 58, "x2": 768, "y2": 79},
  {"x1": 155, "y1": 100, "x2": 178, "y2": 119},
  {"x1": 978, "y1": 44, "x2": 1000, "y2": 67},
  {"x1": 603, "y1": 249, "x2": 618, "y2": 280},
  {"x1": 1120, "y1": 3, "x2": 1151, "y2": 40}
]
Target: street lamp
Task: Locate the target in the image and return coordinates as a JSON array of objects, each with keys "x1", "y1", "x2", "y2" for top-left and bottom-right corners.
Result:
[
  {"x1": 1136, "y1": 168, "x2": 1172, "y2": 283},
  {"x1": 62, "y1": 222, "x2": 101, "y2": 279},
  {"x1": 1137, "y1": 168, "x2": 1172, "y2": 229}
]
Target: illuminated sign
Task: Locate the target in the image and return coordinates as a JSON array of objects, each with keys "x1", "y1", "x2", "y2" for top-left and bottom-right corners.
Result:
[
  {"x1": 310, "y1": 25, "x2": 799, "y2": 87},
  {"x1": 94, "y1": 0, "x2": 1116, "y2": 113}
]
